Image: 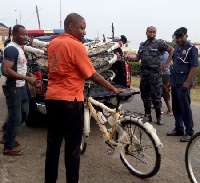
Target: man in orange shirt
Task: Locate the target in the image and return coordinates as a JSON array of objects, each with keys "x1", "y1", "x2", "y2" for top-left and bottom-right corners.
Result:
[{"x1": 45, "y1": 13, "x2": 124, "y2": 183}]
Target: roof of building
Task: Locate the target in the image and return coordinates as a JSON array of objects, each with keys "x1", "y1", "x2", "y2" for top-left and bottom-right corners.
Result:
[{"x1": 0, "y1": 23, "x2": 8, "y2": 28}]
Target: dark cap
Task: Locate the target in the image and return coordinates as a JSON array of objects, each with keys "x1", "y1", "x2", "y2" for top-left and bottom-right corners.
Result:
[{"x1": 174, "y1": 27, "x2": 187, "y2": 36}]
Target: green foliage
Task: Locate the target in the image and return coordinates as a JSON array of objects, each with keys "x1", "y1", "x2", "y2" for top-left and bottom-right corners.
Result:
[
  {"x1": 128, "y1": 62, "x2": 200, "y2": 86},
  {"x1": 127, "y1": 61, "x2": 141, "y2": 76},
  {"x1": 165, "y1": 36, "x2": 177, "y2": 48},
  {"x1": 193, "y1": 66, "x2": 200, "y2": 87}
]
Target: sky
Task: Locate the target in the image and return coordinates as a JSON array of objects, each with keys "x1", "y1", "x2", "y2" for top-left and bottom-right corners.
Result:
[{"x1": 1, "y1": 0, "x2": 200, "y2": 49}]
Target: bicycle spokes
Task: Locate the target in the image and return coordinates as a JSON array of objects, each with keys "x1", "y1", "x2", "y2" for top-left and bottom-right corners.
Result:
[
  {"x1": 185, "y1": 132, "x2": 200, "y2": 183},
  {"x1": 120, "y1": 120, "x2": 161, "y2": 178}
]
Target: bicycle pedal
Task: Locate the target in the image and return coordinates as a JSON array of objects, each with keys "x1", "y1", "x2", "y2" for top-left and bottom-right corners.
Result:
[{"x1": 107, "y1": 148, "x2": 114, "y2": 155}]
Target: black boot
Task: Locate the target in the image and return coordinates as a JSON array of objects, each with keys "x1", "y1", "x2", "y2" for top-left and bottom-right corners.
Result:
[
  {"x1": 143, "y1": 114, "x2": 152, "y2": 123},
  {"x1": 156, "y1": 108, "x2": 163, "y2": 125}
]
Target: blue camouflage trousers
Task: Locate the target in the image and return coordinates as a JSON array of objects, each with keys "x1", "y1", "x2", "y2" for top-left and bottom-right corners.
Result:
[{"x1": 140, "y1": 71, "x2": 163, "y2": 114}]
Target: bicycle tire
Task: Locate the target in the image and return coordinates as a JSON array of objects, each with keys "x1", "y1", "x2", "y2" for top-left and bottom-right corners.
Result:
[
  {"x1": 80, "y1": 143, "x2": 87, "y2": 155},
  {"x1": 185, "y1": 132, "x2": 200, "y2": 183},
  {"x1": 80, "y1": 136, "x2": 87, "y2": 155},
  {"x1": 119, "y1": 118, "x2": 161, "y2": 179},
  {"x1": 91, "y1": 53, "x2": 117, "y2": 73},
  {"x1": 87, "y1": 43, "x2": 115, "y2": 57}
]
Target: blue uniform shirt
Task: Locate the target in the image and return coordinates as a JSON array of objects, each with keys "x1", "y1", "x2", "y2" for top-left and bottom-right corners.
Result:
[
  {"x1": 160, "y1": 52, "x2": 170, "y2": 75},
  {"x1": 138, "y1": 38, "x2": 169, "y2": 70},
  {"x1": 171, "y1": 41, "x2": 199, "y2": 87}
]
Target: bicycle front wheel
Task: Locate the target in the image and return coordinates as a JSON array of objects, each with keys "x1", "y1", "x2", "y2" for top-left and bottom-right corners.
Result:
[
  {"x1": 120, "y1": 119, "x2": 161, "y2": 179},
  {"x1": 185, "y1": 132, "x2": 200, "y2": 183}
]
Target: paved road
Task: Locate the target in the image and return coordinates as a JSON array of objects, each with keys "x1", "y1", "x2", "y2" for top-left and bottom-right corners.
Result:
[{"x1": 0, "y1": 78, "x2": 199, "y2": 182}]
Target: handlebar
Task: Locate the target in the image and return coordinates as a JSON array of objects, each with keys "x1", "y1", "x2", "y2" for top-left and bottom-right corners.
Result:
[
  {"x1": 116, "y1": 91, "x2": 133, "y2": 98},
  {"x1": 84, "y1": 82, "x2": 139, "y2": 98}
]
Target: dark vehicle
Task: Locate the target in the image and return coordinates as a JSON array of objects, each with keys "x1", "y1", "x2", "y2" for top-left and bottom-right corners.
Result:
[{"x1": 24, "y1": 34, "x2": 139, "y2": 127}]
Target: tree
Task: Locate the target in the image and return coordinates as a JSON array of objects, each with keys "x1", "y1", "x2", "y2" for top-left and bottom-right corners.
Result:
[{"x1": 166, "y1": 35, "x2": 177, "y2": 48}]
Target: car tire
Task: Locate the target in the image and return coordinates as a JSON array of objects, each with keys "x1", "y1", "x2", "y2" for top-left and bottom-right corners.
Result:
[{"x1": 25, "y1": 99, "x2": 46, "y2": 127}]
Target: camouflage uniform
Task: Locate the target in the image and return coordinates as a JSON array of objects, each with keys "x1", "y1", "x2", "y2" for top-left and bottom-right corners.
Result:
[{"x1": 138, "y1": 38, "x2": 169, "y2": 121}]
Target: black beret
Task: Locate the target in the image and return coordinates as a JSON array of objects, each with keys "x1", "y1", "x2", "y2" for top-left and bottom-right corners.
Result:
[{"x1": 174, "y1": 27, "x2": 187, "y2": 36}]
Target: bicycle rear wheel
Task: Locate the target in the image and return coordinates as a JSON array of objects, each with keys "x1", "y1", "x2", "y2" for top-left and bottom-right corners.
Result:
[
  {"x1": 80, "y1": 136, "x2": 87, "y2": 155},
  {"x1": 120, "y1": 119, "x2": 161, "y2": 178},
  {"x1": 185, "y1": 132, "x2": 200, "y2": 183}
]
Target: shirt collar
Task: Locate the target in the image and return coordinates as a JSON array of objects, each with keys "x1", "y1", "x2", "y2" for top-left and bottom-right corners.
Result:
[
  {"x1": 184, "y1": 41, "x2": 191, "y2": 46},
  {"x1": 144, "y1": 38, "x2": 157, "y2": 45},
  {"x1": 177, "y1": 41, "x2": 191, "y2": 50},
  {"x1": 60, "y1": 33, "x2": 82, "y2": 43}
]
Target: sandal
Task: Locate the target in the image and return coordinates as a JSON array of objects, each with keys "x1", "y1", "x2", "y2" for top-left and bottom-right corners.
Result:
[
  {"x1": 164, "y1": 111, "x2": 173, "y2": 116},
  {"x1": 0, "y1": 137, "x2": 20, "y2": 147},
  {"x1": 2, "y1": 148, "x2": 24, "y2": 156}
]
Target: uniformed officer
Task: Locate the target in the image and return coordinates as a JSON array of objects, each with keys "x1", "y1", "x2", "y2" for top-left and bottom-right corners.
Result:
[
  {"x1": 166, "y1": 27, "x2": 199, "y2": 142},
  {"x1": 125, "y1": 26, "x2": 174, "y2": 125}
]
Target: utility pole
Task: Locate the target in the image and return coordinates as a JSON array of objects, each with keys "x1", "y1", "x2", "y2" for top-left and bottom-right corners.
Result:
[
  {"x1": 14, "y1": 10, "x2": 21, "y2": 24},
  {"x1": 112, "y1": 23, "x2": 114, "y2": 41},
  {"x1": 60, "y1": 0, "x2": 62, "y2": 29},
  {"x1": 20, "y1": 11, "x2": 21, "y2": 24},
  {"x1": 36, "y1": 5, "x2": 41, "y2": 29}
]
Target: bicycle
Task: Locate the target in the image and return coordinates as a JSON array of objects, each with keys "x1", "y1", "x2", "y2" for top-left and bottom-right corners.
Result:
[
  {"x1": 81, "y1": 82, "x2": 163, "y2": 179},
  {"x1": 185, "y1": 132, "x2": 200, "y2": 183},
  {"x1": 21, "y1": 36, "x2": 163, "y2": 179}
]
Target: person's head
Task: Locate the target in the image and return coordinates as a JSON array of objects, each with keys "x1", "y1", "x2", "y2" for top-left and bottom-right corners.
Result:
[
  {"x1": 146, "y1": 26, "x2": 156, "y2": 41},
  {"x1": 12, "y1": 25, "x2": 27, "y2": 45},
  {"x1": 174, "y1": 27, "x2": 188, "y2": 46},
  {"x1": 64, "y1": 13, "x2": 86, "y2": 41}
]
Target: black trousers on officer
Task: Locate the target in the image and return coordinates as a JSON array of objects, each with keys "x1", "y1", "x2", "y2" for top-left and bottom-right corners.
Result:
[
  {"x1": 171, "y1": 86, "x2": 194, "y2": 136},
  {"x1": 45, "y1": 99, "x2": 84, "y2": 183},
  {"x1": 140, "y1": 72, "x2": 163, "y2": 114}
]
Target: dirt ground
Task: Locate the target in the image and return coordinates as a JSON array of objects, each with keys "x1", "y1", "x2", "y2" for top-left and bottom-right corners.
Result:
[{"x1": 0, "y1": 76, "x2": 199, "y2": 183}]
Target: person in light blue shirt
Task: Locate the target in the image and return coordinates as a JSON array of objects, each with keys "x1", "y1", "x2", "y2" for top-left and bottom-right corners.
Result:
[{"x1": 161, "y1": 51, "x2": 173, "y2": 116}]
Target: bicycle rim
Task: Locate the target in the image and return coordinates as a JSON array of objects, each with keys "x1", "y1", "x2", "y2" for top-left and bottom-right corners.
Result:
[
  {"x1": 80, "y1": 136, "x2": 87, "y2": 155},
  {"x1": 185, "y1": 132, "x2": 200, "y2": 183},
  {"x1": 120, "y1": 120, "x2": 161, "y2": 178}
]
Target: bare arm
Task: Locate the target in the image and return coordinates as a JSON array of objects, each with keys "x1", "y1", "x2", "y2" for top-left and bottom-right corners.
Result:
[
  {"x1": 89, "y1": 72, "x2": 125, "y2": 94},
  {"x1": 159, "y1": 46, "x2": 174, "y2": 71},
  {"x1": 124, "y1": 53, "x2": 141, "y2": 62},
  {"x1": 2, "y1": 59, "x2": 36, "y2": 85},
  {"x1": 182, "y1": 67, "x2": 197, "y2": 90}
]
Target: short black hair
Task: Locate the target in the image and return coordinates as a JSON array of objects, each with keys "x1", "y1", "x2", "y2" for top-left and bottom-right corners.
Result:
[
  {"x1": 64, "y1": 13, "x2": 84, "y2": 31},
  {"x1": 146, "y1": 26, "x2": 156, "y2": 32},
  {"x1": 12, "y1": 24, "x2": 25, "y2": 34},
  {"x1": 174, "y1": 27, "x2": 187, "y2": 36}
]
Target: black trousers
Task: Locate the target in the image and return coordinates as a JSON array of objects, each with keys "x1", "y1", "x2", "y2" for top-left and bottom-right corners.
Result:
[
  {"x1": 171, "y1": 86, "x2": 194, "y2": 136},
  {"x1": 45, "y1": 99, "x2": 84, "y2": 183},
  {"x1": 140, "y1": 72, "x2": 163, "y2": 114}
]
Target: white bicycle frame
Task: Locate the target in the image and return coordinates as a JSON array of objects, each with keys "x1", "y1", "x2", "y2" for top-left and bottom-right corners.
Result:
[
  {"x1": 83, "y1": 96, "x2": 163, "y2": 154},
  {"x1": 24, "y1": 38, "x2": 163, "y2": 153},
  {"x1": 84, "y1": 96, "x2": 120, "y2": 144}
]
